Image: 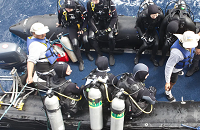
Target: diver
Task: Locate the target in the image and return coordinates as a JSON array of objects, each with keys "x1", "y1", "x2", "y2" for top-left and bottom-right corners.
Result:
[
  {"x1": 57, "y1": 0, "x2": 93, "y2": 71},
  {"x1": 87, "y1": 0, "x2": 118, "y2": 66},
  {"x1": 50, "y1": 62, "x2": 82, "y2": 116},
  {"x1": 26, "y1": 22, "x2": 57, "y2": 84},
  {"x1": 116, "y1": 63, "x2": 156, "y2": 117},
  {"x1": 164, "y1": 31, "x2": 199, "y2": 102},
  {"x1": 135, "y1": 4, "x2": 164, "y2": 67},
  {"x1": 84, "y1": 56, "x2": 118, "y2": 108},
  {"x1": 159, "y1": 0, "x2": 196, "y2": 66}
]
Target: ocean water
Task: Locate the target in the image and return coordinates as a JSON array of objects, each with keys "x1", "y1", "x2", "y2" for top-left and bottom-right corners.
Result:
[{"x1": 0, "y1": 0, "x2": 200, "y2": 94}]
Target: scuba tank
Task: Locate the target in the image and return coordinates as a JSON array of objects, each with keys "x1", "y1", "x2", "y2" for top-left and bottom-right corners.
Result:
[
  {"x1": 44, "y1": 90, "x2": 65, "y2": 130},
  {"x1": 88, "y1": 87, "x2": 103, "y2": 130},
  {"x1": 60, "y1": 35, "x2": 78, "y2": 63},
  {"x1": 110, "y1": 91, "x2": 125, "y2": 130}
]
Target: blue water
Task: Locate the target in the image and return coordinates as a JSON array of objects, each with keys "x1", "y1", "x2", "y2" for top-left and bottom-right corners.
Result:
[{"x1": 0, "y1": 0, "x2": 200, "y2": 100}]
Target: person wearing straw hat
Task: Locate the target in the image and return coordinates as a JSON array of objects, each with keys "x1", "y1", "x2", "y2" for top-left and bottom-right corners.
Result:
[
  {"x1": 26, "y1": 22, "x2": 57, "y2": 84},
  {"x1": 164, "y1": 31, "x2": 200, "y2": 102}
]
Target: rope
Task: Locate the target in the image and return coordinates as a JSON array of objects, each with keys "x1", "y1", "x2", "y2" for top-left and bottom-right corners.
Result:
[{"x1": 0, "y1": 83, "x2": 28, "y2": 120}]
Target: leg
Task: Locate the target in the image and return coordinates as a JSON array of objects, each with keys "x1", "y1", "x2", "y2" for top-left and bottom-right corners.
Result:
[
  {"x1": 71, "y1": 38, "x2": 84, "y2": 71},
  {"x1": 186, "y1": 54, "x2": 200, "y2": 76},
  {"x1": 108, "y1": 31, "x2": 116, "y2": 66},
  {"x1": 150, "y1": 34, "x2": 159, "y2": 67},
  {"x1": 82, "y1": 31, "x2": 94, "y2": 61},
  {"x1": 134, "y1": 42, "x2": 148, "y2": 65},
  {"x1": 165, "y1": 72, "x2": 179, "y2": 102},
  {"x1": 88, "y1": 29, "x2": 102, "y2": 58},
  {"x1": 159, "y1": 39, "x2": 170, "y2": 66}
]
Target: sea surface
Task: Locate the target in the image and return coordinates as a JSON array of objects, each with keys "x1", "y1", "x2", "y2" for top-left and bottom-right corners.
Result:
[{"x1": 0, "y1": 0, "x2": 200, "y2": 96}]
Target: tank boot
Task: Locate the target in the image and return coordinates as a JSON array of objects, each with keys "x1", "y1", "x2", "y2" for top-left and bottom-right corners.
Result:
[
  {"x1": 86, "y1": 53, "x2": 94, "y2": 61},
  {"x1": 150, "y1": 57, "x2": 158, "y2": 67},
  {"x1": 79, "y1": 61, "x2": 84, "y2": 71},
  {"x1": 186, "y1": 66, "x2": 199, "y2": 77},
  {"x1": 109, "y1": 54, "x2": 115, "y2": 66}
]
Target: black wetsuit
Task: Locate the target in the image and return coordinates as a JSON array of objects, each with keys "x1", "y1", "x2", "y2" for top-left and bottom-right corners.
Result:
[
  {"x1": 159, "y1": 9, "x2": 196, "y2": 66},
  {"x1": 87, "y1": 0, "x2": 118, "y2": 56},
  {"x1": 135, "y1": 7, "x2": 164, "y2": 66},
  {"x1": 58, "y1": 5, "x2": 89, "y2": 64}
]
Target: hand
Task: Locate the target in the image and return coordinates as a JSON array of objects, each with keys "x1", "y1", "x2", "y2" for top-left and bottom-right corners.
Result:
[
  {"x1": 165, "y1": 83, "x2": 171, "y2": 91},
  {"x1": 26, "y1": 76, "x2": 33, "y2": 84},
  {"x1": 77, "y1": 30, "x2": 83, "y2": 37}
]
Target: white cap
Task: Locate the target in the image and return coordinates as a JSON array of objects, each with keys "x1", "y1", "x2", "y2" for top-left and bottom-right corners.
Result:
[
  {"x1": 174, "y1": 31, "x2": 200, "y2": 48},
  {"x1": 30, "y1": 22, "x2": 49, "y2": 35}
]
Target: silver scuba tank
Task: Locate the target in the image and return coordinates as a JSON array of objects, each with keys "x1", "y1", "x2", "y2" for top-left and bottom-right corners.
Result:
[
  {"x1": 44, "y1": 91, "x2": 65, "y2": 130},
  {"x1": 88, "y1": 87, "x2": 103, "y2": 130},
  {"x1": 110, "y1": 91, "x2": 125, "y2": 130},
  {"x1": 60, "y1": 36, "x2": 78, "y2": 63}
]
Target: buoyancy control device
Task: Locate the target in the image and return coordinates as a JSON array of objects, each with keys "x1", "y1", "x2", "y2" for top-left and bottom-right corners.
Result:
[
  {"x1": 115, "y1": 73, "x2": 155, "y2": 118},
  {"x1": 0, "y1": 42, "x2": 27, "y2": 69},
  {"x1": 44, "y1": 90, "x2": 65, "y2": 130},
  {"x1": 84, "y1": 71, "x2": 114, "y2": 130}
]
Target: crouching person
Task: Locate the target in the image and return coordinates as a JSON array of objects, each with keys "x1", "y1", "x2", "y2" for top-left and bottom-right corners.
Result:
[
  {"x1": 116, "y1": 63, "x2": 156, "y2": 117},
  {"x1": 50, "y1": 62, "x2": 82, "y2": 117}
]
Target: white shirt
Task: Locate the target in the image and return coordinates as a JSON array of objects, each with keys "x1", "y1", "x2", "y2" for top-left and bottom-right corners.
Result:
[
  {"x1": 27, "y1": 38, "x2": 48, "y2": 64},
  {"x1": 165, "y1": 48, "x2": 184, "y2": 83}
]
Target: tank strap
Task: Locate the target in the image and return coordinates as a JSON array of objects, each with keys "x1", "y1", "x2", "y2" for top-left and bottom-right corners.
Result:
[
  {"x1": 45, "y1": 105, "x2": 61, "y2": 113},
  {"x1": 88, "y1": 97, "x2": 102, "y2": 104}
]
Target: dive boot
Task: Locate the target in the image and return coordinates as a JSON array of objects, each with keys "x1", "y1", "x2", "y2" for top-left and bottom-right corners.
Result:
[
  {"x1": 150, "y1": 58, "x2": 158, "y2": 67},
  {"x1": 79, "y1": 62, "x2": 84, "y2": 71},
  {"x1": 109, "y1": 54, "x2": 115, "y2": 66},
  {"x1": 86, "y1": 53, "x2": 94, "y2": 61},
  {"x1": 186, "y1": 67, "x2": 199, "y2": 77}
]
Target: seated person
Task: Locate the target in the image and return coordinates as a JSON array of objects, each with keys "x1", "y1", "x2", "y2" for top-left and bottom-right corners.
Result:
[
  {"x1": 50, "y1": 62, "x2": 82, "y2": 116},
  {"x1": 117, "y1": 63, "x2": 156, "y2": 117},
  {"x1": 135, "y1": 4, "x2": 164, "y2": 67}
]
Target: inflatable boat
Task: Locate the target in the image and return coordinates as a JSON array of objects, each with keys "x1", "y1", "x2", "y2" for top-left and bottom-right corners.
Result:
[{"x1": 1, "y1": 0, "x2": 200, "y2": 130}]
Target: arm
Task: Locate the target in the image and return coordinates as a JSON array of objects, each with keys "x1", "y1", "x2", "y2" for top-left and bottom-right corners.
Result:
[
  {"x1": 135, "y1": 16, "x2": 144, "y2": 37},
  {"x1": 26, "y1": 61, "x2": 34, "y2": 84},
  {"x1": 108, "y1": 1, "x2": 118, "y2": 29},
  {"x1": 87, "y1": 2, "x2": 98, "y2": 33}
]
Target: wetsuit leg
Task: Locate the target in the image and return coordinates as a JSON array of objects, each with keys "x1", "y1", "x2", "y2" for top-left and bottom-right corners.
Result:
[
  {"x1": 159, "y1": 39, "x2": 170, "y2": 66},
  {"x1": 150, "y1": 33, "x2": 159, "y2": 67},
  {"x1": 68, "y1": 26, "x2": 84, "y2": 71},
  {"x1": 108, "y1": 31, "x2": 116, "y2": 65},
  {"x1": 88, "y1": 29, "x2": 102, "y2": 57},
  {"x1": 82, "y1": 31, "x2": 94, "y2": 61},
  {"x1": 186, "y1": 54, "x2": 200, "y2": 76},
  {"x1": 134, "y1": 42, "x2": 148, "y2": 65}
]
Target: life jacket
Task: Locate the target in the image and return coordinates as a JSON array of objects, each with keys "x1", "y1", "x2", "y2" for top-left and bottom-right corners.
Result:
[
  {"x1": 61, "y1": 6, "x2": 85, "y2": 27},
  {"x1": 27, "y1": 36, "x2": 57, "y2": 64},
  {"x1": 90, "y1": 0, "x2": 113, "y2": 23},
  {"x1": 170, "y1": 39, "x2": 195, "y2": 69}
]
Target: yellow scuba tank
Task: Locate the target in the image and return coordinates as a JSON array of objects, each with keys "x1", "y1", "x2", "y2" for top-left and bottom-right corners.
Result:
[{"x1": 60, "y1": 36, "x2": 78, "y2": 63}]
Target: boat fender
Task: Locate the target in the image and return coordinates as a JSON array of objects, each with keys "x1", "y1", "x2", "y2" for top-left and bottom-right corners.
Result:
[
  {"x1": 88, "y1": 88, "x2": 103, "y2": 130},
  {"x1": 110, "y1": 91, "x2": 125, "y2": 130},
  {"x1": 44, "y1": 93, "x2": 65, "y2": 130},
  {"x1": 60, "y1": 36, "x2": 78, "y2": 62}
]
